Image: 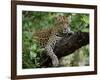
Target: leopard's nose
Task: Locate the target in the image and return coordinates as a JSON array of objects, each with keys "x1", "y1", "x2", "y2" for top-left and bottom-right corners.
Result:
[{"x1": 63, "y1": 28, "x2": 68, "y2": 33}]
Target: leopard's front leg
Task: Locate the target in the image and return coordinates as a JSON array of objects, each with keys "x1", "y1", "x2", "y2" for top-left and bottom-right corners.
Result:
[{"x1": 45, "y1": 45, "x2": 59, "y2": 67}]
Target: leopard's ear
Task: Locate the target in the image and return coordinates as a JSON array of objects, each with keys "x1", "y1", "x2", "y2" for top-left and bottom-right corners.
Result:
[
  {"x1": 54, "y1": 14, "x2": 64, "y2": 23},
  {"x1": 54, "y1": 16, "x2": 59, "y2": 24}
]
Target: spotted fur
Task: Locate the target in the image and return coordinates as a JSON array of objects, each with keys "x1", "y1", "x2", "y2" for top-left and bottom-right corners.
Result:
[{"x1": 33, "y1": 15, "x2": 72, "y2": 66}]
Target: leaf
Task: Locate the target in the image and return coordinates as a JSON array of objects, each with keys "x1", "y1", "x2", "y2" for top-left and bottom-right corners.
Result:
[
  {"x1": 30, "y1": 44, "x2": 37, "y2": 50},
  {"x1": 30, "y1": 51, "x2": 37, "y2": 59},
  {"x1": 36, "y1": 48, "x2": 45, "y2": 53},
  {"x1": 81, "y1": 15, "x2": 89, "y2": 24},
  {"x1": 28, "y1": 21, "x2": 32, "y2": 26},
  {"x1": 82, "y1": 28, "x2": 89, "y2": 32}
]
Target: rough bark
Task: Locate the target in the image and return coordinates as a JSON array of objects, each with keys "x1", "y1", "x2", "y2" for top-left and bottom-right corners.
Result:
[{"x1": 40, "y1": 31, "x2": 89, "y2": 67}]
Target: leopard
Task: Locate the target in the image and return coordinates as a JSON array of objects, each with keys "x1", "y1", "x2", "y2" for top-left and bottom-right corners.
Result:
[{"x1": 33, "y1": 15, "x2": 73, "y2": 67}]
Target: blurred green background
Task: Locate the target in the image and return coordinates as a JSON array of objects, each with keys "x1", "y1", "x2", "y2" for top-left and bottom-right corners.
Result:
[{"x1": 22, "y1": 11, "x2": 89, "y2": 69}]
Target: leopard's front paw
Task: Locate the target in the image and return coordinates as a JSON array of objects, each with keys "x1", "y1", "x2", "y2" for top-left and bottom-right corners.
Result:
[{"x1": 52, "y1": 55, "x2": 59, "y2": 67}]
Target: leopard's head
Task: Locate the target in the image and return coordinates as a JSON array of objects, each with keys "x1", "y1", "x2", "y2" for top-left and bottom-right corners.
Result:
[{"x1": 54, "y1": 15, "x2": 71, "y2": 34}]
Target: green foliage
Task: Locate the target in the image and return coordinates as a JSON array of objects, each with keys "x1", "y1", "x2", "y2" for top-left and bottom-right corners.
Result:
[
  {"x1": 22, "y1": 11, "x2": 89, "y2": 68},
  {"x1": 70, "y1": 14, "x2": 89, "y2": 32}
]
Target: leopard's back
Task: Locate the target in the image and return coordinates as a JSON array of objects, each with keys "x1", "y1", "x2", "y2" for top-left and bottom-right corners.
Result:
[{"x1": 33, "y1": 28, "x2": 53, "y2": 47}]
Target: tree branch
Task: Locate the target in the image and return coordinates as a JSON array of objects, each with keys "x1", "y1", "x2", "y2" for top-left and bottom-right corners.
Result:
[
  {"x1": 54, "y1": 31, "x2": 89, "y2": 58},
  {"x1": 40, "y1": 31, "x2": 89, "y2": 67}
]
